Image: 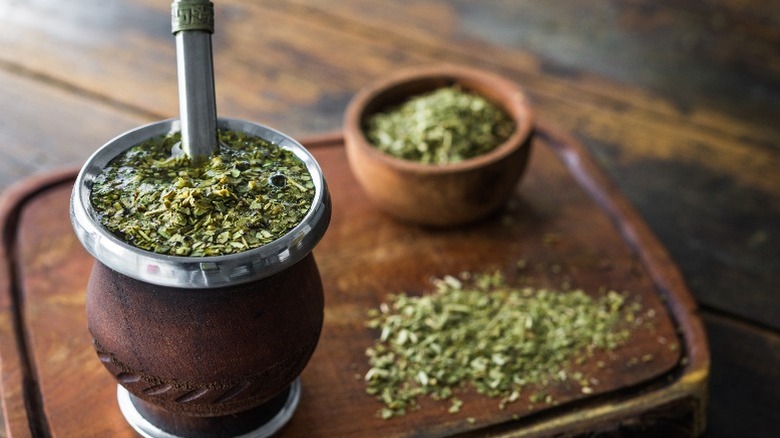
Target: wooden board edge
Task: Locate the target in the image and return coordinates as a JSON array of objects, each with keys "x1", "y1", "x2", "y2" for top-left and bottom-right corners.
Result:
[
  {"x1": 535, "y1": 122, "x2": 709, "y2": 434},
  {"x1": 0, "y1": 167, "x2": 80, "y2": 438},
  {"x1": 296, "y1": 131, "x2": 345, "y2": 149}
]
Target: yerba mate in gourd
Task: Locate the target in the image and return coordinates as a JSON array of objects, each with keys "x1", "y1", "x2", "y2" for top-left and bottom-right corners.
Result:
[{"x1": 91, "y1": 129, "x2": 314, "y2": 257}]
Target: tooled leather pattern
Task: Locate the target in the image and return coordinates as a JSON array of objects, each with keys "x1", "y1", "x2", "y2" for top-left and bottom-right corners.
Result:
[{"x1": 91, "y1": 336, "x2": 314, "y2": 411}]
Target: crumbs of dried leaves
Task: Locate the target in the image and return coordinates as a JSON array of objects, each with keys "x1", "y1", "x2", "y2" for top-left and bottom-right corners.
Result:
[{"x1": 364, "y1": 270, "x2": 639, "y2": 418}]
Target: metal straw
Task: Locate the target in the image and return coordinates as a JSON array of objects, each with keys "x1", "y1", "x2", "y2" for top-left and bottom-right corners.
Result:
[{"x1": 172, "y1": 0, "x2": 218, "y2": 160}]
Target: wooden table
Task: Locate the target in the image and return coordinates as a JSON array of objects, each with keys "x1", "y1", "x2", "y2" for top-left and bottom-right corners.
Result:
[{"x1": 0, "y1": 1, "x2": 777, "y2": 436}]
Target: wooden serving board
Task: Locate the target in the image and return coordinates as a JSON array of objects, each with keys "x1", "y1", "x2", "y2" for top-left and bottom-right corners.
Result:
[{"x1": 0, "y1": 124, "x2": 708, "y2": 437}]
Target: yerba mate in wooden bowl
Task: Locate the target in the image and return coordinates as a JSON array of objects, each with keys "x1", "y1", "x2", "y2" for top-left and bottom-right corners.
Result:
[
  {"x1": 344, "y1": 65, "x2": 534, "y2": 226},
  {"x1": 70, "y1": 118, "x2": 330, "y2": 436}
]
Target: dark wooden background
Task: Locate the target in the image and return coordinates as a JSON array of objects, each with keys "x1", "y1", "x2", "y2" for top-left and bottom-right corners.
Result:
[{"x1": 0, "y1": 1, "x2": 777, "y2": 436}]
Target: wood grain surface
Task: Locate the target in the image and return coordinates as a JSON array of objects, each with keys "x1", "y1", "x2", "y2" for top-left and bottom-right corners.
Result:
[{"x1": 0, "y1": 0, "x2": 777, "y2": 436}]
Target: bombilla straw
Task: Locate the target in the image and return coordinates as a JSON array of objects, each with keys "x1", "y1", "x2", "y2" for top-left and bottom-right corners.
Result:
[{"x1": 172, "y1": 0, "x2": 218, "y2": 161}]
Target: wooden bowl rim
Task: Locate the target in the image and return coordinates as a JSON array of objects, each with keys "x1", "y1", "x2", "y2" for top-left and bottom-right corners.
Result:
[{"x1": 344, "y1": 64, "x2": 534, "y2": 175}]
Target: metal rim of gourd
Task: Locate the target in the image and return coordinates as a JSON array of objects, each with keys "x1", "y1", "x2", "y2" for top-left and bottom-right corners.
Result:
[{"x1": 70, "y1": 118, "x2": 331, "y2": 289}]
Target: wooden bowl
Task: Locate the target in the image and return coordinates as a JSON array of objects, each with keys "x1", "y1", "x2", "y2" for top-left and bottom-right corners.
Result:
[{"x1": 344, "y1": 65, "x2": 534, "y2": 226}]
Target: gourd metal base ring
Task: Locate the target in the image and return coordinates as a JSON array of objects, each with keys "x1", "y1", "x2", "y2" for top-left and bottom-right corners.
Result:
[{"x1": 117, "y1": 379, "x2": 302, "y2": 438}]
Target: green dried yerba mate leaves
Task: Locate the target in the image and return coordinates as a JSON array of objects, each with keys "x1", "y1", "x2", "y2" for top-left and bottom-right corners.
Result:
[
  {"x1": 364, "y1": 270, "x2": 641, "y2": 419},
  {"x1": 90, "y1": 130, "x2": 314, "y2": 257},
  {"x1": 364, "y1": 86, "x2": 515, "y2": 164}
]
